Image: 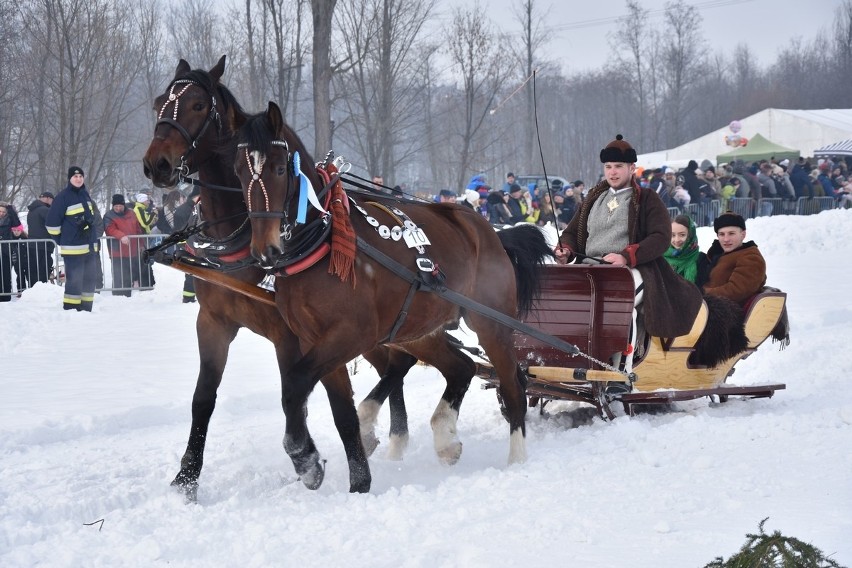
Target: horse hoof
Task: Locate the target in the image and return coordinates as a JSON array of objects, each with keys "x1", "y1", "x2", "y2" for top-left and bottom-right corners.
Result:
[
  {"x1": 170, "y1": 476, "x2": 198, "y2": 503},
  {"x1": 349, "y1": 477, "x2": 371, "y2": 493},
  {"x1": 299, "y1": 459, "x2": 326, "y2": 490},
  {"x1": 361, "y1": 433, "x2": 380, "y2": 457},
  {"x1": 436, "y1": 440, "x2": 463, "y2": 466}
]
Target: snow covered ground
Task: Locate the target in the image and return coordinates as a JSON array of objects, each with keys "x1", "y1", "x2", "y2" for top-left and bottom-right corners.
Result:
[{"x1": 2, "y1": 210, "x2": 850, "y2": 567}]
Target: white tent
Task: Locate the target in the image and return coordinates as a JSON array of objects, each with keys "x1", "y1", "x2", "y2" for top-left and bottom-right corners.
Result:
[{"x1": 637, "y1": 108, "x2": 852, "y2": 168}]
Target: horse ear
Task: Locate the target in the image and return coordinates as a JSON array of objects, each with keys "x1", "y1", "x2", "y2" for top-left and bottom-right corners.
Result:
[
  {"x1": 210, "y1": 55, "x2": 227, "y2": 81},
  {"x1": 175, "y1": 59, "x2": 191, "y2": 79},
  {"x1": 266, "y1": 101, "x2": 284, "y2": 134}
]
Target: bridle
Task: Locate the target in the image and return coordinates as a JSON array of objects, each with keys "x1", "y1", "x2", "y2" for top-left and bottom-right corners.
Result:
[
  {"x1": 156, "y1": 78, "x2": 223, "y2": 179},
  {"x1": 237, "y1": 139, "x2": 291, "y2": 221},
  {"x1": 236, "y1": 139, "x2": 329, "y2": 242}
]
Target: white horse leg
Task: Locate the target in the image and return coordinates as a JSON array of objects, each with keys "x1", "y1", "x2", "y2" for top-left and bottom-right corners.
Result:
[
  {"x1": 386, "y1": 432, "x2": 410, "y2": 461},
  {"x1": 430, "y1": 399, "x2": 462, "y2": 465},
  {"x1": 508, "y1": 428, "x2": 527, "y2": 465},
  {"x1": 356, "y1": 399, "x2": 381, "y2": 457}
]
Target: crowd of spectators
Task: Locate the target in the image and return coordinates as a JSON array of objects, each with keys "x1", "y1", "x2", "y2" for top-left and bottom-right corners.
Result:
[
  {"x1": 450, "y1": 155, "x2": 850, "y2": 231},
  {"x1": 1, "y1": 185, "x2": 195, "y2": 303}
]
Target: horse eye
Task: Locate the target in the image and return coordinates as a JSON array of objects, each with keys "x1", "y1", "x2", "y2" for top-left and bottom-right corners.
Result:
[{"x1": 277, "y1": 166, "x2": 287, "y2": 176}]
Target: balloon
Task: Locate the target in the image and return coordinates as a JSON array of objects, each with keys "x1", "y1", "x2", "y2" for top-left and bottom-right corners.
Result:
[
  {"x1": 729, "y1": 120, "x2": 742, "y2": 134},
  {"x1": 739, "y1": 137, "x2": 748, "y2": 147},
  {"x1": 725, "y1": 134, "x2": 742, "y2": 147}
]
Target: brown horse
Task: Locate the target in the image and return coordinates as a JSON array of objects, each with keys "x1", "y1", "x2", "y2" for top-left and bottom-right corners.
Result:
[
  {"x1": 142, "y1": 57, "x2": 479, "y2": 497},
  {"x1": 234, "y1": 101, "x2": 554, "y2": 469}
]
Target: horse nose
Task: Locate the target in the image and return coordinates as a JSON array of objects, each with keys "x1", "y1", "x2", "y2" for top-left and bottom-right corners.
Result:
[
  {"x1": 143, "y1": 156, "x2": 172, "y2": 180},
  {"x1": 251, "y1": 244, "x2": 283, "y2": 268}
]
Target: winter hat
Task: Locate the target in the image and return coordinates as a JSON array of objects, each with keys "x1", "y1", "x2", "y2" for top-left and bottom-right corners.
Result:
[
  {"x1": 600, "y1": 134, "x2": 637, "y2": 163},
  {"x1": 438, "y1": 189, "x2": 455, "y2": 198},
  {"x1": 39, "y1": 191, "x2": 55, "y2": 199},
  {"x1": 464, "y1": 189, "x2": 480, "y2": 206},
  {"x1": 136, "y1": 193, "x2": 150, "y2": 203},
  {"x1": 112, "y1": 194, "x2": 126, "y2": 205},
  {"x1": 779, "y1": 159, "x2": 790, "y2": 167},
  {"x1": 509, "y1": 183, "x2": 522, "y2": 195},
  {"x1": 67, "y1": 166, "x2": 84, "y2": 180},
  {"x1": 687, "y1": 160, "x2": 699, "y2": 171},
  {"x1": 713, "y1": 211, "x2": 746, "y2": 232},
  {"x1": 11, "y1": 224, "x2": 24, "y2": 232}
]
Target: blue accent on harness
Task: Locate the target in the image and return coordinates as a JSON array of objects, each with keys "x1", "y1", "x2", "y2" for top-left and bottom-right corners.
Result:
[{"x1": 294, "y1": 151, "x2": 308, "y2": 224}]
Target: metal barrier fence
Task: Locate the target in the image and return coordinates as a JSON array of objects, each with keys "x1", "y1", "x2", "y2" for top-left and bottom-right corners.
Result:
[
  {"x1": 1, "y1": 234, "x2": 163, "y2": 299},
  {"x1": 0, "y1": 238, "x2": 61, "y2": 299}
]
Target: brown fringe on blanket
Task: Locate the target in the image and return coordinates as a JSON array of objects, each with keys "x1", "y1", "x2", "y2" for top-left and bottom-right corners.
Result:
[{"x1": 326, "y1": 164, "x2": 357, "y2": 286}]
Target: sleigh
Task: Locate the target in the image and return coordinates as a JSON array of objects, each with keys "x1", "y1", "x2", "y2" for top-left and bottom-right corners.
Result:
[{"x1": 477, "y1": 264, "x2": 787, "y2": 419}]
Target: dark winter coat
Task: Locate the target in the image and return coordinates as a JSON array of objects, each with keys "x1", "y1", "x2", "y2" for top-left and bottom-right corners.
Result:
[
  {"x1": 26, "y1": 200, "x2": 51, "y2": 239},
  {"x1": 45, "y1": 183, "x2": 100, "y2": 255},
  {"x1": 679, "y1": 167, "x2": 713, "y2": 203},
  {"x1": 557, "y1": 179, "x2": 703, "y2": 338}
]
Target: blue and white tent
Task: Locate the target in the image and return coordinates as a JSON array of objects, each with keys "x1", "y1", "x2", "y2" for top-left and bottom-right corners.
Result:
[{"x1": 814, "y1": 138, "x2": 852, "y2": 157}]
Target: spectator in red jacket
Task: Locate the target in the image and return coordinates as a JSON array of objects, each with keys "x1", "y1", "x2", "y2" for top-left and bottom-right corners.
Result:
[{"x1": 103, "y1": 194, "x2": 145, "y2": 297}]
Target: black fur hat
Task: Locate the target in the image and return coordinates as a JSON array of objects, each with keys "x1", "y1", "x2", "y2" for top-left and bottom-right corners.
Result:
[
  {"x1": 714, "y1": 211, "x2": 746, "y2": 232},
  {"x1": 600, "y1": 134, "x2": 637, "y2": 164}
]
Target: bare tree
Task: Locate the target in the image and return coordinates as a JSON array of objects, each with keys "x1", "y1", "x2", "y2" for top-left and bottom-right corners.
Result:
[
  {"x1": 9, "y1": 0, "x2": 163, "y2": 205},
  {"x1": 311, "y1": 0, "x2": 337, "y2": 158},
  {"x1": 610, "y1": 0, "x2": 652, "y2": 149},
  {"x1": 333, "y1": 0, "x2": 435, "y2": 181},
  {"x1": 167, "y1": 0, "x2": 225, "y2": 67},
  {"x1": 510, "y1": 0, "x2": 547, "y2": 172},
  {"x1": 660, "y1": 0, "x2": 706, "y2": 146},
  {"x1": 446, "y1": 5, "x2": 511, "y2": 190}
]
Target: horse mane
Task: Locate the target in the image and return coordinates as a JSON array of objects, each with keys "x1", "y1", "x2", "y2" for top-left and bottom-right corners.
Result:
[{"x1": 238, "y1": 111, "x2": 315, "y2": 167}]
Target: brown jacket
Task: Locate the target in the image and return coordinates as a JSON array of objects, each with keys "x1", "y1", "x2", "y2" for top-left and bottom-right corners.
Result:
[
  {"x1": 558, "y1": 179, "x2": 703, "y2": 338},
  {"x1": 703, "y1": 241, "x2": 766, "y2": 305}
]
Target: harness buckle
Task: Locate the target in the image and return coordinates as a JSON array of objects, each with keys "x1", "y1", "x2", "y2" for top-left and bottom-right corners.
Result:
[{"x1": 416, "y1": 257, "x2": 435, "y2": 273}]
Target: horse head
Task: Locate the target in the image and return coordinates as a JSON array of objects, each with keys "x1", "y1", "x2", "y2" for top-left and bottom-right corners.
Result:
[
  {"x1": 235, "y1": 101, "x2": 321, "y2": 267},
  {"x1": 143, "y1": 55, "x2": 244, "y2": 188}
]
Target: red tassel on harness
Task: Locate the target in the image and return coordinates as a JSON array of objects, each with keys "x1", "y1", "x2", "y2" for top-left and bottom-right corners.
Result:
[{"x1": 324, "y1": 164, "x2": 357, "y2": 287}]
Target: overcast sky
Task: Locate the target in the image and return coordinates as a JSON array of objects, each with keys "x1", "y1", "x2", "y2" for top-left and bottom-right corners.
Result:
[{"x1": 440, "y1": 0, "x2": 841, "y2": 73}]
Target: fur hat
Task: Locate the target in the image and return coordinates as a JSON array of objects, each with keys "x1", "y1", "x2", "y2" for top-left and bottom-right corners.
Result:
[
  {"x1": 714, "y1": 211, "x2": 746, "y2": 232},
  {"x1": 600, "y1": 134, "x2": 637, "y2": 163},
  {"x1": 111, "y1": 194, "x2": 125, "y2": 205},
  {"x1": 464, "y1": 189, "x2": 480, "y2": 206},
  {"x1": 67, "y1": 166, "x2": 84, "y2": 180}
]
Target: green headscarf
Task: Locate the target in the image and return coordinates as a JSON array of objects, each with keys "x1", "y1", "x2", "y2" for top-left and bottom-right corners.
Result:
[{"x1": 664, "y1": 216, "x2": 700, "y2": 283}]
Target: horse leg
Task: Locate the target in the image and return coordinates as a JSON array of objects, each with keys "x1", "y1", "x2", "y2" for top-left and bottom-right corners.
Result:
[
  {"x1": 283, "y1": 353, "x2": 371, "y2": 493},
  {"x1": 359, "y1": 347, "x2": 417, "y2": 459},
  {"x1": 468, "y1": 318, "x2": 527, "y2": 464},
  {"x1": 172, "y1": 307, "x2": 239, "y2": 500},
  {"x1": 320, "y1": 366, "x2": 372, "y2": 493},
  {"x1": 404, "y1": 333, "x2": 476, "y2": 465}
]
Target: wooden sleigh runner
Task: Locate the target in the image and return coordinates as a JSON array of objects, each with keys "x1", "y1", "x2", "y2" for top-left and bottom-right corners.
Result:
[{"x1": 477, "y1": 265, "x2": 788, "y2": 419}]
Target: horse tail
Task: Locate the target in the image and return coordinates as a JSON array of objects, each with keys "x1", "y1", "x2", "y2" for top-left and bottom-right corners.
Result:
[{"x1": 497, "y1": 224, "x2": 554, "y2": 318}]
